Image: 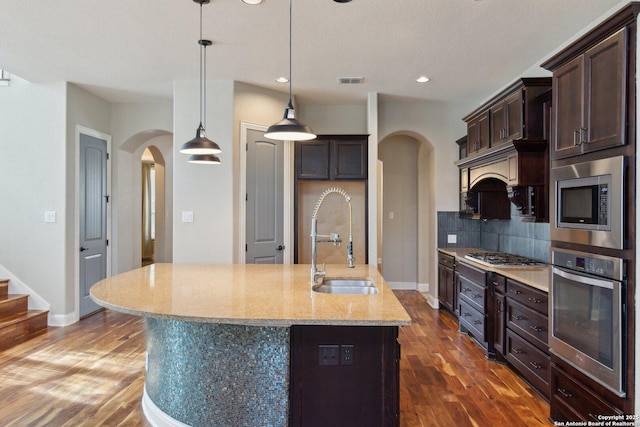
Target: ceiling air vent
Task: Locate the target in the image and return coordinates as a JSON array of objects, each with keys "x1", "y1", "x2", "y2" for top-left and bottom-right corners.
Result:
[{"x1": 338, "y1": 77, "x2": 364, "y2": 85}]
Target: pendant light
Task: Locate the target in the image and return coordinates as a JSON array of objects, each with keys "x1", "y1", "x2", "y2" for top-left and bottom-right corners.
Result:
[
  {"x1": 180, "y1": 0, "x2": 222, "y2": 160},
  {"x1": 264, "y1": 0, "x2": 316, "y2": 141}
]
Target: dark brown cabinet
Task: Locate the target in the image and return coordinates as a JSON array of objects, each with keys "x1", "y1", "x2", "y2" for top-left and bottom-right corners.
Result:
[
  {"x1": 545, "y1": 27, "x2": 628, "y2": 160},
  {"x1": 504, "y1": 278, "x2": 550, "y2": 398},
  {"x1": 295, "y1": 136, "x2": 368, "y2": 180},
  {"x1": 437, "y1": 253, "x2": 456, "y2": 314},
  {"x1": 466, "y1": 111, "x2": 490, "y2": 155},
  {"x1": 457, "y1": 261, "x2": 489, "y2": 352},
  {"x1": 290, "y1": 325, "x2": 400, "y2": 426},
  {"x1": 490, "y1": 273, "x2": 506, "y2": 358},
  {"x1": 490, "y1": 91, "x2": 523, "y2": 146}
]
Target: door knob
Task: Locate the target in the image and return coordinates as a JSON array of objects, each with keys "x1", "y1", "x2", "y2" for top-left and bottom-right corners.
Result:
[
  {"x1": 80, "y1": 246, "x2": 89, "y2": 252},
  {"x1": 276, "y1": 245, "x2": 285, "y2": 251}
]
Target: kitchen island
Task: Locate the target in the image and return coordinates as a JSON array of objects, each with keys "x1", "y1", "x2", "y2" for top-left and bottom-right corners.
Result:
[{"x1": 91, "y1": 263, "x2": 410, "y2": 427}]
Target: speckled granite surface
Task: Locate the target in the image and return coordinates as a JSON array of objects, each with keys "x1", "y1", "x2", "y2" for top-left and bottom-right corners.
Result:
[
  {"x1": 438, "y1": 247, "x2": 550, "y2": 292},
  {"x1": 91, "y1": 263, "x2": 411, "y2": 326}
]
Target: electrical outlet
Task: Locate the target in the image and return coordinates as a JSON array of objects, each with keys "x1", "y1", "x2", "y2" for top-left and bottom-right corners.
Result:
[
  {"x1": 341, "y1": 345, "x2": 354, "y2": 365},
  {"x1": 319, "y1": 345, "x2": 340, "y2": 366}
]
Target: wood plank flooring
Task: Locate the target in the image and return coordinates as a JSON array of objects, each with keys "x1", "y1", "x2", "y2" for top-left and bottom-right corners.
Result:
[{"x1": 0, "y1": 291, "x2": 552, "y2": 426}]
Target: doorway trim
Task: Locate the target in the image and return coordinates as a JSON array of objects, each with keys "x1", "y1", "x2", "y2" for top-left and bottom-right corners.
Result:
[
  {"x1": 74, "y1": 125, "x2": 112, "y2": 323},
  {"x1": 239, "y1": 121, "x2": 293, "y2": 264}
]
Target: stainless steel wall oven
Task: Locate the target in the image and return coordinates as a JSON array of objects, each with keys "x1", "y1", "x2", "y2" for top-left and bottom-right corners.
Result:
[
  {"x1": 550, "y1": 248, "x2": 626, "y2": 397},
  {"x1": 550, "y1": 155, "x2": 625, "y2": 249}
]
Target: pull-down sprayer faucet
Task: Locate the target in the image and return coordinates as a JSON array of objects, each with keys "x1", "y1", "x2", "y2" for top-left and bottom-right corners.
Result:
[{"x1": 310, "y1": 187, "x2": 355, "y2": 285}]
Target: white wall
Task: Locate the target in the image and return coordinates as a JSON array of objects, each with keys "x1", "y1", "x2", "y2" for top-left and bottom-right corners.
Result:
[
  {"x1": 0, "y1": 77, "x2": 67, "y2": 316},
  {"x1": 172, "y1": 80, "x2": 236, "y2": 263},
  {"x1": 110, "y1": 101, "x2": 173, "y2": 273},
  {"x1": 299, "y1": 104, "x2": 368, "y2": 135}
]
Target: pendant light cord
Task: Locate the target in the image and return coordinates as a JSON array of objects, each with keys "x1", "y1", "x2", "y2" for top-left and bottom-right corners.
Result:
[
  {"x1": 199, "y1": 2, "x2": 205, "y2": 127},
  {"x1": 288, "y1": 0, "x2": 293, "y2": 106}
]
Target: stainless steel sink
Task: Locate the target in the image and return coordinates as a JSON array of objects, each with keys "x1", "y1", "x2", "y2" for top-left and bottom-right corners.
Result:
[{"x1": 312, "y1": 278, "x2": 378, "y2": 295}]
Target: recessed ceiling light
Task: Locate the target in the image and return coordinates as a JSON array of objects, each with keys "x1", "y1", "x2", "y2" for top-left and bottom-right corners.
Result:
[
  {"x1": 416, "y1": 76, "x2": 430, "y2": 83},
  {"x1": 242, "y1": 0, "x2": 263, "y2": 4},
  {"x1": 276, "y1": 77, "x2": 289, "y2": 83}
]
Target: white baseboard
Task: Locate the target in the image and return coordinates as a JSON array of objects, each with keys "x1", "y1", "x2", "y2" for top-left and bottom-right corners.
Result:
[
  {"x1": 425, "y1": 293, "x2": 439, "y2": 309},
  {"x1": 143, "y1": 386, "x2": 190, "y2": 427},
  {"x1": 49, "y1": 312, "x2": 78, "y2": 327}
]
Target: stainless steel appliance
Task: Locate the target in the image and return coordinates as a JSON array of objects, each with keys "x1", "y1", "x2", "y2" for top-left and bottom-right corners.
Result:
[
  {"x1": 550, "y1": 155, "x2": 625, "y2": 249},
  {"x1": 464, "y1": 252, "x2": 545, "y2": 268},
  {"x1": 550, "y1": 247, "x2": 626, "y2": 397}
]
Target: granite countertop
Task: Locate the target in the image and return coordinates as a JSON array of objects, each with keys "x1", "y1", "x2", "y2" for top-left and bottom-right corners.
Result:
[
  {"x1": 438, "y1": 247, "x2": 550, "y2": 293},
  {"x1": 90, "y1": 263, "x2": 411, "y2": 327}
]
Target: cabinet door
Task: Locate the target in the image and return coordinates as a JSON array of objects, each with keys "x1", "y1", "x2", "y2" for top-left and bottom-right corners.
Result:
[
  {"x1": 296, "y1": 141, "x2": 330, "y2": 179},
  {"x1": 331, "y1": 140, "x2": 367, "y2": 179},
  {"x1": 552, "y1": 55, "x2": 584, "y2": 159},
  {"x1": 505, "y1": 91, "x2": 523, "y2": 141},
  {"x1": 490, "y1": 102, "x2": 507, "y2": 145},
  {"x1": 583, "y1": 28, "x2": 627, "y2": 153},
  {"x1": 467, "y1": 112, "x2": 490, "y2": 155},
  {"x1": 493, "y1": 292, "x2": 506, "y2": 356}
]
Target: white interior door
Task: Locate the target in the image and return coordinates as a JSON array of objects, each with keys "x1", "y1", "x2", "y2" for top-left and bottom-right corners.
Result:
[
  {"x1": 79, "y1": 133, "x2": 108, "y2": 317},
  {"x1": 246, "y1": 129, "x2": 284, "y2": 264}
]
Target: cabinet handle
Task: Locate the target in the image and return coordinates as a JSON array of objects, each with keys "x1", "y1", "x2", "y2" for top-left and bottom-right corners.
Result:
[
  {"x1": 573, "y1": 129, "x2": 580, "y2": 146},
  {"x1": 580, "y1": 127, "x2": 587, "y2": 143},
  {"x1": 529, "y1": 361, "x2": 543, "y2": 370},
  {"x1": 472, "y1": 294, "x2": 482, "y2": 299},
  {"x1": 513, "y1": 348, "x2": 524, "y2": 354},
  {"x1": 462, "y1": 288, "x2": 471, "y2": 292},
  {"x1": 497, "y1": 300, "x2": 502, "y2": 313},
  {"x1": 558, "y1": 388, "x2": 573, "y2": 399},
  {"x1": 473, "y1": 320, "x2": 482, "y2": 325},
  {"x1": 514, "y1": 315, "x2": 526, "y2": 321},
  {"x1": 510, "y1": 289, "x2": 522, "y2": 295},
  {"x1": 462, "y1": 312, "x2": 472, "y2": 317},
  {"x1": 529, "y1": 325, "x2": 544, "y2": 333},
  {"x1": 528, "y1": 297, "x2": 542, "y2": 304}
]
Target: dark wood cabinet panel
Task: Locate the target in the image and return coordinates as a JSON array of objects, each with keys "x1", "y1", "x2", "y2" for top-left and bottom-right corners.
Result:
[
  {"x1": 490, "y1": 274, "x2": 506, "y2": 357},
  {"x1": 467, "y1": 111, "x2": 490, "y2": 155},
  {"x1": 550, "y1": 28, "x2": 628, "y2": 160},
  {"x1": 290, "y1": 325, "x2": 399, "y2": 427},
  {"x1": 457, "y1": 261, "x2": 488, "y2": 352},
  {"x1": 295, "y1": 136, "x2": 368, "y2": 180},
  {"x1": 505, "y1": 329, "x2": 550, "y2": 397},
  {"x1": 490, "y1": 91, "x2": 523, "y2": 146},
  {"x1": 296, "y1": 141, "x2": 330, "y2": 179},
  {"x1": 437, "y1": 253, "x2": 456, "y2": 314}
]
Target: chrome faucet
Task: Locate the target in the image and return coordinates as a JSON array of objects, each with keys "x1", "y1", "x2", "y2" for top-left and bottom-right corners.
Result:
[{"x1": 310, "y1": 187, "x2": 355, "y2": 284}]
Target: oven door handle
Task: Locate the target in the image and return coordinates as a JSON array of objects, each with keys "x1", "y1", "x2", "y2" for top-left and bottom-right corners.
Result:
[{"x1": 552, "y1": 267, "x2": 615, "y2": 290}]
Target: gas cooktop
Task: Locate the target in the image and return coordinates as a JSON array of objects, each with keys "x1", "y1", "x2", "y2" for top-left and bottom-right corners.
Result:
[{"x1": 464, "y1": 252, "x2": 546, "y2": 268}]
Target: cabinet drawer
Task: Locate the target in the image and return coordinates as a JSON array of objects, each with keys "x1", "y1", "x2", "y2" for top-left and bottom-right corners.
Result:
[
  {"x1": 490, "y1": 273, "x2": 506, "y2": 294},
  {"x1": 459, "y1": 298, "x2": 485, "y2": 343},
  {"x1": 551, "y1": 364, "x2": 621, "y2": 422},
  {"x1": 505, "y1": 329, "x2": 550, "y2": 397},
  {"x1": 459, "y1": 276, "x2": 485, "y2": 312},
  {"x1": 506, "y1": 279, "x2": 548, "y2": 315},
  {"x1": 438, "y1": 253, "x2": 455, "y2": 269},
  {"x1": 456, "y1": 261, "x2": 486, "y2": 285},
  {"x1": 507, "y1": 299, "x2": 548, "y2": 351}
]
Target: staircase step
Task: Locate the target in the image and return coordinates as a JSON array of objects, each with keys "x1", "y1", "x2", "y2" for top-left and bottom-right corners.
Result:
[
  {"x1": 0, "y1": 294, "x2": 29, "y2": 317},
  {"x1": 0, "y1": 310, "x2": 49, "y2": 352},
  {"x1": 0, "y1": 279, "x2": 8, "y2": 299}
]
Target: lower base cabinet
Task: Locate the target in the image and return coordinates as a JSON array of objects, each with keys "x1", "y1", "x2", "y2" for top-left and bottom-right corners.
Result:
[
  {"x1": 290, "y1": 325, "x2": 400, "y2": 427},
  {"x1": 550, "y1": 362, "x2": 623, "y2": 422}
]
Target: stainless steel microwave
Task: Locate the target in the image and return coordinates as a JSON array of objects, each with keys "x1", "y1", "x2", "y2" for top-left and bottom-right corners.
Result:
[{"x1": 551, "y1": 156, "x2": 625, "y2": 249}]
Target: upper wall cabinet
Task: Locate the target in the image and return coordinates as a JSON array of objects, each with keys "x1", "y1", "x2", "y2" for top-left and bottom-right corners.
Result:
[
  {"x1": 462, "y1": 78, "x2": 551, "y2": 158},
  {"x1": 545, "y1": 29, "x2": 628, "y2": 160},
  {"x1": 295, "y1": 135, "x2": 368, "y2": 180}
]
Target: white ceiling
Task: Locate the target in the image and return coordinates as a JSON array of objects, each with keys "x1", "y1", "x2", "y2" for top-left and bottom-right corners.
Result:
[{"x1": 0, "y1": 0, "x2": 627, "y2": 106}]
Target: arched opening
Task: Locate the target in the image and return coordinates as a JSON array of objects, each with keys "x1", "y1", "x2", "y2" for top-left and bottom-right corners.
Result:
[{"x1": 378, "y1": 132, "x2": 435, "y2": 294}]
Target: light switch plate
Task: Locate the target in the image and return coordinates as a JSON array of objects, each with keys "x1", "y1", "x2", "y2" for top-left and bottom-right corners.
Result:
[
  {"x1": 447, "y1": 234, "x2": 457, "y2": 244},
  {"x1": 181, "y1": 211, "x2": 194, "y2": 223},
  {"x1": 44, "y1": 211, "x2": 56, "y2": 223}
]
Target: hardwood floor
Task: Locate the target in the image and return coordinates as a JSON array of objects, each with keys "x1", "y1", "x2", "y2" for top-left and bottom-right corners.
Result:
[{"x1": 0, "y1": 291, "x2": 552, "y2": 426}]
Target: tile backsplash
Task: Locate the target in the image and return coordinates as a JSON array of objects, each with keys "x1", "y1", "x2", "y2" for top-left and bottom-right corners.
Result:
[{"x1": 437, "y1": 205, "x2": 550, "y2": 262}]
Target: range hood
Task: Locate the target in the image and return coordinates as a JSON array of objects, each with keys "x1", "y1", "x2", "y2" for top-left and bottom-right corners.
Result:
[{"x1": 455, "y1": 140, "x2": 548, "y2": 221}]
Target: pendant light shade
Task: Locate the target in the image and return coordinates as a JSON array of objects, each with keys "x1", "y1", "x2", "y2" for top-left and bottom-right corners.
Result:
[
  {"x1": 180, "y1": 0, "x2": 222, "y2": 161},
  {"x1": 188, "y1": 153, "x2": 221, "y2": 164},
  {"x1": 264, "y1": 0, "x2": 315, "y2": 142}
]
